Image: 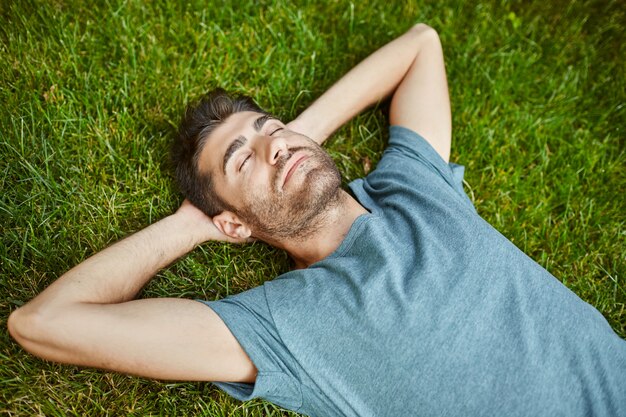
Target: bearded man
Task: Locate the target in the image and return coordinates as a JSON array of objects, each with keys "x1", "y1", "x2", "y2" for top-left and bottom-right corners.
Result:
[{"x1": 8, "y1": 24, "x2": 626, "y2": 417}]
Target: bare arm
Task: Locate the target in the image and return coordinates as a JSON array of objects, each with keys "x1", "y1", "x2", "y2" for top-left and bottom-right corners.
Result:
[
  {"x1": 7, "y1": 201, "x2": 257, "y2": 382},
  {"x1": 289, "y1": 23, "x2": 451, "y2": 161}
]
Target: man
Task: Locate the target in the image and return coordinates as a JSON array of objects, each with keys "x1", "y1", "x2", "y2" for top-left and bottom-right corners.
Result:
[{"x1": 8, "y1": 23, "x2": 626, "y2": 416}]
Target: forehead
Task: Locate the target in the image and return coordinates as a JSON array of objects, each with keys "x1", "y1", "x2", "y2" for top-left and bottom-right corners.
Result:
[{"x1": 197, "y1": 110, "x2": 265, "y2": 175}]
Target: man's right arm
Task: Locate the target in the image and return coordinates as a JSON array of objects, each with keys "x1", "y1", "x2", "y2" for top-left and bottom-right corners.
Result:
[
  {"x1": 7, "y1": 200, "x2": 257, "y2": 382},
  {"x1": 289, "y1": 23, "x2": 451, "y2": 162}
]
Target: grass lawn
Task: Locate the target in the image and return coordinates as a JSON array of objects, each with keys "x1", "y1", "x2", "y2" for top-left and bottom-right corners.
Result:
[{"x1": 1, "y1": 0, "x2": 624, "y2": 415}]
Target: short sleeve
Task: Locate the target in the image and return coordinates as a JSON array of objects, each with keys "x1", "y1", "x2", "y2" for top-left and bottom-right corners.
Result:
[
  {"x1": 349, "y1": 125, "x2": 475, "y2": 212},
  {"x1": 197, "y1": 286, "x2": 303, "y2": 411}
]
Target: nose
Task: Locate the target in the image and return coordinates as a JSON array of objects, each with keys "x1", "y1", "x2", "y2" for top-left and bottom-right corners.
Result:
[{"x1": 267, "y1": 135, "x2": 288, "y2": 165}]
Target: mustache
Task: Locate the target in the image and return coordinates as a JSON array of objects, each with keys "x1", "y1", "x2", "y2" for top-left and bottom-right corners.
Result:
[{"x1": 275, "y1": 146, "x2": 308, "y2": 179}]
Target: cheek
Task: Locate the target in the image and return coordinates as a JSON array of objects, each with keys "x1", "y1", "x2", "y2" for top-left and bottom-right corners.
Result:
[
  {"x1": 250, "y1": 162, "x2": 277, "y2": 189},
  {"x1": 234, "y1": 170, "x2": 273, "y2": 206},
  {"x1": 215, "y1": 173, "x2": 247, "y2": 209}
]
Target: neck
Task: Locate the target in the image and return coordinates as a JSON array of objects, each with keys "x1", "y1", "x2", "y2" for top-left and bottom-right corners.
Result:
[{"x1": 271, "y1": 190, "x2": 368, "y2": 269}]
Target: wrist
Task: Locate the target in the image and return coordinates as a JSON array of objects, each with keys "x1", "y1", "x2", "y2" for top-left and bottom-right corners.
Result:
[
  {"x1": 165, "y1": 212, "x2": 211, "y2": 248},
  {"x1": 289, "y1": 112, "x2": 329, "y2": 145}
]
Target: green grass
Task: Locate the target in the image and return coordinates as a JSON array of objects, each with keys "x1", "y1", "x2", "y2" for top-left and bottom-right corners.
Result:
[{"x1": 1, "y1": 0, "x2": 624, "y2": 415}]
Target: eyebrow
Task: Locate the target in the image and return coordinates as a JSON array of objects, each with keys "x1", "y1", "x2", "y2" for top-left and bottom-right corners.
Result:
[
  {"x1": 253, "y1": 114, "x2": 274, "y2": 132},
  {"x1": 222, "y1": 135, "x2": 247, "y2": 174},
  {"x1": 222, "y1": 114, "x2": 276, "y2": 174}
]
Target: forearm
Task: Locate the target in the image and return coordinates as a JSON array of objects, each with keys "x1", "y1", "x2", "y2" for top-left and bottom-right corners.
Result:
[
  {"x1": 292, "y1": 23, "x2": 438, "y2": 144},
  {"x1": 20, "y1": 213, "x2": 204, "y2": 313}
]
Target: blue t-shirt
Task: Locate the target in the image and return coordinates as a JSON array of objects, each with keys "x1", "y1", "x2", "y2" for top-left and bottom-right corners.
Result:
[{"x1": 200, "y1": 126, "x2": 626, "y2": 417}]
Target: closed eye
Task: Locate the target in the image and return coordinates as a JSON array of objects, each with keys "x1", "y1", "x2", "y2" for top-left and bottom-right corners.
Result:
[
  {"x1": 270, "y1": 127, "x2": 283, "y2": 136},
  {"x1": 239, "y1": 154, "x2": 252, "y2": 172}
]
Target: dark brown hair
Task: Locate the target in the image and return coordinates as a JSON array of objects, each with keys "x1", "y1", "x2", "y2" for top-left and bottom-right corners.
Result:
[{"x1": 172, "y1": 88, "x2": 267, "y2": 217}]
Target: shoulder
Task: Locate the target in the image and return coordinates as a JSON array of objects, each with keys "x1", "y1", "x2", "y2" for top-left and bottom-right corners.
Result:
[{"x1": 349, "y1": 126, "x2": 475, "y2": 213}]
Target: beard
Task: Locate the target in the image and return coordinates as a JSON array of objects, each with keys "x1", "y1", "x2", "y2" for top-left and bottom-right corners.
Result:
[{"x1": 236, "y1": 142, "x2": 342, "y2": 241}]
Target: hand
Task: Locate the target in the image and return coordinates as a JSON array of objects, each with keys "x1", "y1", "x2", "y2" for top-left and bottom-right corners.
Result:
[
  {"x1": 285, "y1": 119, "x2": 304, "y2": 134},
  {"x1": 285, "y1": 118, "x2": 321, "y2": 144},
  {"x1": 174, "y1": 199, "x2": 253, "y2": 245}
]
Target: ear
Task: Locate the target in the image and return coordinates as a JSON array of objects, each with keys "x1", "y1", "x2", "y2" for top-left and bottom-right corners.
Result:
[{"x1": 212, "y1": 211, "x2": 252, "y2": 240}]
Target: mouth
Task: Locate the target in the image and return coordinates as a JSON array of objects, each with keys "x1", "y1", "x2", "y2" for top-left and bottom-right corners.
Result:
[{"x1": 281, "y1": 153, "x2": 309, "y2": 188}]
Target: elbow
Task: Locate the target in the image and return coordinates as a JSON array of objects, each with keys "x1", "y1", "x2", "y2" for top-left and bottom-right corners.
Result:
[
  {"x1": 8, "y1": 306, "x2": 35, "y2": 346},
  {"x1": 411, "y1": 22, "x2": 436, "y2": 33},
  {"x1": 8, "y1": 305, "x2": 53, "y2": 358},
  {"x1": 409, "y1": 23, "x2": 440, "y2": 41},
  {"x1": 9, "y1": 303, "x2": 89, "y2": 367},
  {"x1": 8, "y1": 306, "x2": 28, "y2": 345}
]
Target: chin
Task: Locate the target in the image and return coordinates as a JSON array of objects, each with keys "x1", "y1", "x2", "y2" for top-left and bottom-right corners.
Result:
[{"x1": 292, "y1": 167, "x2": 341, "y2": 211}]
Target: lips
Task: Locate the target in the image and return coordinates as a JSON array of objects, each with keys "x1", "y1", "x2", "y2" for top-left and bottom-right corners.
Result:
[{"x1": 281, "y1": 153, "x2": 308, "y2": 188}]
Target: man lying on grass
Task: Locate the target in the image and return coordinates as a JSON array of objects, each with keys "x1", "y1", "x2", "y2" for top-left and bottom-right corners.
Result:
[{"x1": 8, "y1": 23, "x2": 626, "y2": 417}]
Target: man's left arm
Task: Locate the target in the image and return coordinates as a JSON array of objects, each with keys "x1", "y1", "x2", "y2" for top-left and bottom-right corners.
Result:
[{"x1": 288, "y1": 23, "x2": 451, "y2": 161}]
